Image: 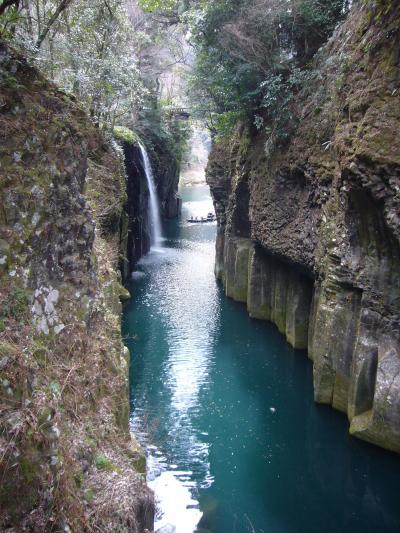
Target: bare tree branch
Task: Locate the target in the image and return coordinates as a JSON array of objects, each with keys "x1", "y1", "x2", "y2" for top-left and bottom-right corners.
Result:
[{"x1": 35, "y1": 0, "x2": 74, "y2": 48}]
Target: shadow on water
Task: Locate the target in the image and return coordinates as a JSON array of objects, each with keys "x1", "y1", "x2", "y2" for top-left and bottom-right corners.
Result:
[
  {"x1": 123, "y1": 184, "x2": 400, "y2": 533},
  {"x1": 198, "y1": 292, "x2": 400, "y2": 533}
]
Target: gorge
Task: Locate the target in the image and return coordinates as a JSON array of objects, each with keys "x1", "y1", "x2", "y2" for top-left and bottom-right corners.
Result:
[
  {"x1": 0, "y1": 0, "x2": 400, "y2": 531},
  {"x1": 206, "y1": 0, "x2": 400, "y2": 455},
  {"x1": 123, "y1": 184, "x2": 400, "y2": 532}
]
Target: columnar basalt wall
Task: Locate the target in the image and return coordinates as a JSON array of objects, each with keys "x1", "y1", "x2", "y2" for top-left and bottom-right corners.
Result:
[
  {"x1": 221, "y1": 237, "x2": 313, "y2": 350},
  {"x1": 150, "y1": 138, "x2": 182, "y2": 221},
  {"x1": 207, "y1": 2, "x2": 400, "y2": 453}
]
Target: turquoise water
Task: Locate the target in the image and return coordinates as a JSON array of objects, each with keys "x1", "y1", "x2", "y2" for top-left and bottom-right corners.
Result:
[{"x1": 123, "y1": 185, "x2": 400, "y2": 533}]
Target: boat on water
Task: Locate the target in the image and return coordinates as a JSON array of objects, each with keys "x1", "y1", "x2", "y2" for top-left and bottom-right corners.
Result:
[{"x1": 187, "y1": 212, "x2": 216, "y2": 223}]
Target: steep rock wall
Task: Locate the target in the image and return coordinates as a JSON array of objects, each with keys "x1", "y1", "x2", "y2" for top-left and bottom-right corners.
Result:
[
  {"x1": 119, "y1": 141, "x2": 152, "y2": 271},
  {"x1": 151, "y1": 140, "x2": 182, "y2": 220},
  {"x1": 0, "y1": 41, "x2": 154, "y2": 530},
  {"x1": 207, "y1": 1, "x2": 400, "y2": 453},
  {"x1": 118, "y1": 137, "x2": 182, "y2": 274}
]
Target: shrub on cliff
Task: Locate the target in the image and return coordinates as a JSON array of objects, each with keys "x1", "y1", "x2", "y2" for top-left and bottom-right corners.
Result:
[{"x1": 186, "y1": 0, "x2": 349, "y2": 138}]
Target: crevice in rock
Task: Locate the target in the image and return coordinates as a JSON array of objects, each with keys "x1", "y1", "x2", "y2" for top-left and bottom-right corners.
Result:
[
  {"x1": 352, "y1": 345, "x2": 378, "y2": 416},
  {"x1": 231, "y1": 178, "x2": 251, "y2": 238}
]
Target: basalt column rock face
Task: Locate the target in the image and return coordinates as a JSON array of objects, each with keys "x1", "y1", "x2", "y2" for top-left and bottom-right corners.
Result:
[
  {"x1": 207, "y1": 2, "x2": 400, "y2": 453},
  {"x1": 206, "y1": 139, "x2": 232, "y2": 278},
  {"x1": 248, "y1": 247, "x2": 313, "y2": 350},
  {"x1": 151, "y1": 139, "x2": 182, "y2": 220},
  {"x1": 207, "y1": 126, "x2": 314, "y2": 352}
]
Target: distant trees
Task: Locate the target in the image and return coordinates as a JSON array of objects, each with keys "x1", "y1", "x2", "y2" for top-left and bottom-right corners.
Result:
[
  {"x1": 35, "y1": 0, "x2": 74, "y2": 48},
  {"x1": 0, "y1": 0, "x2": 351, "y2": 146},
  {"x1": 0, "y1": 1, "x2": 148, "y2": 129},
  {"x1": 137, "y1": 0, "x2": 177, "y2": 14}
]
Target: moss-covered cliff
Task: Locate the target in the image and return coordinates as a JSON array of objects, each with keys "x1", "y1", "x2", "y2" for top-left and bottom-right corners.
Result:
[
  {"x1": 207, "y1": 1, "x2": 400, "y2": 453},
  {"x1": 0, "y1": 41, "x2": 154, "y2": 530}
]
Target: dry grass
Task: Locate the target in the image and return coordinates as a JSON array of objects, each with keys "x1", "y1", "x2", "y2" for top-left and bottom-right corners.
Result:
[{"x1": 0, "y1": 39, "x2": 153, "y2": 532}]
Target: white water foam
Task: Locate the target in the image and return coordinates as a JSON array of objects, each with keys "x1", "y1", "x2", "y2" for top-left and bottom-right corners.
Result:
[
  {"x1": 149, "y1": 470, "x2": 202, "y2": 533},
  {"x1": 131, "y1": 271, "x2": 146, "y2": 281}
]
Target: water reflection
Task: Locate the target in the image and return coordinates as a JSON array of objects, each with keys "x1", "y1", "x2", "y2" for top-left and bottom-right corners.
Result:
[
  {"x1": 126, "y1": 186, "x2": 217, "y2": 531},
  {"x1": 124, "y1": 185, "x2": 400, "y2": 533}
]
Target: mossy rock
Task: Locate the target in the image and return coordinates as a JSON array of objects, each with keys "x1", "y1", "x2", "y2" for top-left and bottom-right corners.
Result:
[
  {"x1": 0, "y1": 287, "x2": 32, "y2": 321},
  {"x1": 118, "y1": 284, "x2": 131, "y2": 302},
  {"x1": 113, "y1": 126, "x2": 139, "y2": 145},
  {"x1": 128, "y1": 435, "x2": 147, "y2": 475},
  {"x1": 0, "y1": 446, "x2": 43, "y2": 521},
  {"x1": 0, "y1": 341, "x2": 19, "y2": 358},
  {"x1": 95, "y1": 454, "x2": 121, "y2": 473},
  {"x1": 84, "y1": 488, "x2": 95, "y2": 504},
  {"x1": 74, "y1": 470, "x2": 85, "y2": 489}
]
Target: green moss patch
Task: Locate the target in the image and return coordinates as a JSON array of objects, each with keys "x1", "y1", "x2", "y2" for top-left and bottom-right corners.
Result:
[{"x1": 113, "y1": 126, "x2": 139, "y2": 145}]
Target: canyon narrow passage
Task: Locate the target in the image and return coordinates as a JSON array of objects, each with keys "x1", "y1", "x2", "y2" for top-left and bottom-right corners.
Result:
[{"x1": 123, "y1": 184, "x2": 400, "y2": 533}]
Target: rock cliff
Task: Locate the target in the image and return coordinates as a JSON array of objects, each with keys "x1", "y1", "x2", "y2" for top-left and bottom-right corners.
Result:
[
  {"x1": 0, "y1": 41, "x2": 154, "y2": 530},
  {"x1": 207, "y1": 1, "x2": 400, "y2": 453},
  {"x1": 116, "y1": 134, "x2": 181, "y2": 271}
]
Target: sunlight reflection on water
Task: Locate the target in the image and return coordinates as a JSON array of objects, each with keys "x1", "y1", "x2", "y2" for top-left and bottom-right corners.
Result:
[
  {"x1": 129, "y1": 186, "x2": 217, "y2": 532},
  {"x1": 125, "y1": 185, "x2": 400, "y2": 533}
]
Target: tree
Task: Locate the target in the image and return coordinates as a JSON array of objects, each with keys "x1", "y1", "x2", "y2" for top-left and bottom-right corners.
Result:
[
  {"x1": 35, "y1": 0, "x2": 74, "y2": 48},
  {"x1": 0, "y1": 0, "x2": 20, "y2": 16},
  {"x1": 185, "y1": 0, "x2": 349, "y2": 136}
]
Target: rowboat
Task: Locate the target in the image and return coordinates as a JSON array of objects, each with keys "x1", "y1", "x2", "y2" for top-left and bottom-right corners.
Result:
[{"x1": 187, "y1": 212, "x2": 216, "y2": 223}]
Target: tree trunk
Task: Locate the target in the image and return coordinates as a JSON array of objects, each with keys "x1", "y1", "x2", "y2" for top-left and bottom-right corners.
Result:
[{"x1": 35, "y1": 0, "x2": 73, "y2": 49}]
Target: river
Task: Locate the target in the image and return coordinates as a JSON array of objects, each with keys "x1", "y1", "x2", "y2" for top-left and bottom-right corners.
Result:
[{"x1": 122, "y1": 184, "x2": 400, "y2": 533}]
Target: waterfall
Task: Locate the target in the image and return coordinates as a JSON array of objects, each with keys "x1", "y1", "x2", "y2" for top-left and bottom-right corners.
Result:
[{"x1": 139, "y1": 143, "x2": 162, "y2": 248}]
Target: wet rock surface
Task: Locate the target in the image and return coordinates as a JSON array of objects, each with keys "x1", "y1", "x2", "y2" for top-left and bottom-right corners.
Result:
[{"x1": 207, "y1": 3, "x2": 400, "y2": 453}]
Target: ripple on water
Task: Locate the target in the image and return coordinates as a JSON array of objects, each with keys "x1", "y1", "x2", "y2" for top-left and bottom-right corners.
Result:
[
  {"x1": 127, "y1": 188, "x2": 217, "y2": 531},
  {"x1": 124, "y1": 185, "x2": 400, "y2": 533}
]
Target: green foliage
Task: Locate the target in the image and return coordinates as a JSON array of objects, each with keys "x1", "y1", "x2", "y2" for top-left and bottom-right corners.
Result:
[
  {"x1": 134, "y1": 103, "x2": 191, "y2": 169},
  {"x1": 19, "y1": 456, "x2": 36, "y2": 483},
  {"x1": 1, "y1": 0, "x2": 149, "y2": 129},
  {"x1": 186, "y1": 0, "x2": 348, "y2": 139},
  {"x1": 113, "y1": 126, "x2": 139, "y2": 145},
  {"x1": 257, "y1": 68, "x2": 313, "y2": 139},
  {"x1": 1, "y1": 287, "x2": 31, "y2": 321},
  {"x1": 74, "y1": 471, "x2": 84, "y2": 488},
  {"x1": 0, "y1": 7, "x2": 20, "y2": 39},
  {"x1": 138, "y1": 0, "x2": 178, "y2": 12},
  {"x1": 2, "y1": 0, "x2": 192, "y2": 162},
  {"x1": 95, "y1": 454, "x2": 119, "y2": 472},
  {"x1": 214, "y1": 111, "x2": 245, "y2": 140}
]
